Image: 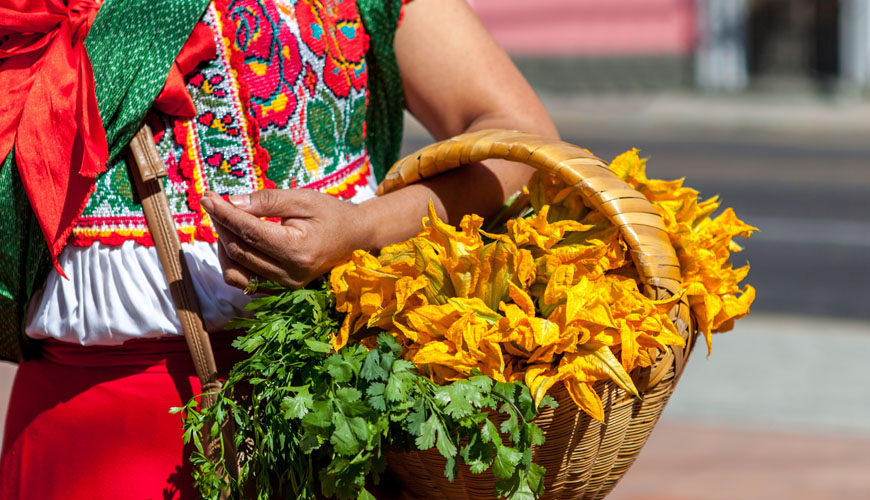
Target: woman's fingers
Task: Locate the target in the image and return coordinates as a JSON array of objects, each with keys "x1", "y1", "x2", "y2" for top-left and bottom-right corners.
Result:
[
  {"x1": 212, "y1": 219, "x2": 298, "y2": 286},
  {"x1": 202, "y1": 191, "x2": 291, "y2": 262},
  {"x1": 217, "y1": 241, "x2": 252, "y2": 290},
  {"x1": 226, "y1": 188, "x2": 316, "y2": 219}
]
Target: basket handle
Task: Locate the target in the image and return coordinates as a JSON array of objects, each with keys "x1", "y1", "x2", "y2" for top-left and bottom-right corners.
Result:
[{"x1": 377, "y1": 129, "x2": 695, "y2": 383}]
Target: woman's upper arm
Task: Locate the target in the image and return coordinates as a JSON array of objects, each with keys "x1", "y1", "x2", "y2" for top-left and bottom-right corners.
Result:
[{"x1": 394, "y1": 0, "x2": 558, "y2": 140}]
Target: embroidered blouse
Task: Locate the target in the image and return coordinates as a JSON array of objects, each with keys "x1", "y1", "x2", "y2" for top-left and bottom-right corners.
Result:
[{"x1": 26, "y1": 0, "x2": 401, "y2": 345}]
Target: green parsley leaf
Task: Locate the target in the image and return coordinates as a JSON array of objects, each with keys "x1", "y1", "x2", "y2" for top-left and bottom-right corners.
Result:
[
  {"x1": 506, "y1": 480, "x2": 536, "y2": 500},
  {"x1": 281, "y1": 392, "x2": 313, "y2": 419},
  {"x1": 435, "y1": 423, "x2": 458, "y2": 459},
  {"x1": 357, "y1": 489, "x2": 377, "y2": 500},
  {"x1": 360, "y1": 350, "x2": 386, "y2": 381},
  {"x1": 366, "y1": 383, "x2": 387, "y2": 412},
  {"x1": 336, "y1": 387, "x2": 362, "y2": 404},
  {"x1": 415, "y1": 414, "x2": 439, "y2": 450},
  {"x1": 331, "y1": 414, "x2": 361, "y2": 456},
  {"x1": 436, "y1": 386, "x2": 474, "y2": 419},
  {"x1": 406, "y1": 402, "x2": 427, "y2": 436},
  {"x1": 527, "y1": 463, "x2": 546, "y2": 496},
  {"x1": 304, "y1": 338, "x2": 332, "y2": 353},
  {"x1": 385, "y1": 374, "x2": 408, "y2": 402},
  {"x1": 493, "y1": 445, "x2": 523, "y2": 480},
  {"x1": 325, "y1": 356, "x2": 355, "y2": 383}
]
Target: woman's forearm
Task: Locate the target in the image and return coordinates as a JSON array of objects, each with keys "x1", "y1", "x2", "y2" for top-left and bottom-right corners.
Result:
[
  {"x1": 355, "y1": 157, "x2": 529, "y2": 251},
  {"x1": 355, "y1": 0, "x2": 559, "y2": 252}
]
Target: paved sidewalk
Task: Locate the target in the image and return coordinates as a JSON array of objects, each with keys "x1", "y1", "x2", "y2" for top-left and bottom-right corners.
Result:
[
  {"x1": 662, "y1": 313, "x2": 870, "y2": 436},
  {"x1": 607, "y1": 313, "x2": 870, "y2": 500},
  {"x1": 608, "y1": 420, "x2": 870, "y2": 500}
]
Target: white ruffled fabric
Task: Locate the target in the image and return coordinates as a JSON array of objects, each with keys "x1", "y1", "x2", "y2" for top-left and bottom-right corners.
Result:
[
  {"x1": 26, "y1": 178, "x2": 379, "y2": 346},
  {"x1": 25, "y1": 240, "x2": 251, "y2": 346}
]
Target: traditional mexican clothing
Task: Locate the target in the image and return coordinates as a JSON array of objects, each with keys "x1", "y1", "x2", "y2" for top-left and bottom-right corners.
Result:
[{"x1": 0, "y1": 0, "x2": 408, "y2": 497}]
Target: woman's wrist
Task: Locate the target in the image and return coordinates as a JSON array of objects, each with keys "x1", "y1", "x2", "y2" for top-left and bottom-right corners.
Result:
[{"x1": 353, "y1": 184, "x2": 436, "y2": 252}]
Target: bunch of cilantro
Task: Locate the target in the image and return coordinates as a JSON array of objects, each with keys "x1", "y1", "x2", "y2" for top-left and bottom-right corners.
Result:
[{"x1": 176, "y1": 283, "x2": 556, "y2": 500}]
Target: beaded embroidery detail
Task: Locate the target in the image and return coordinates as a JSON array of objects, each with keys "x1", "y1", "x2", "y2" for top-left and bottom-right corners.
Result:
[{"x1": 73, "y1": 0, "x2": 376, "y2": 246}]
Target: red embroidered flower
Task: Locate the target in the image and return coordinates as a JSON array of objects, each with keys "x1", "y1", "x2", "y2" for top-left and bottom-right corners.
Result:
[
  {"x1": 229, "y1": 0, "x2": 302, "y2": 127},
  {"x1": 296, "y1": 0, "x2": 369, "y2": 98}
]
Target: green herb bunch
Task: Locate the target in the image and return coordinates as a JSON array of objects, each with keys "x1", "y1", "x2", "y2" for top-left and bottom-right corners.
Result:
[{"x1": 176, "y1": 284, "x2": 556, "y2": 500}]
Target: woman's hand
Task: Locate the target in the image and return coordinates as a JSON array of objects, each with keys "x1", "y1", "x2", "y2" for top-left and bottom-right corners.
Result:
[{"x1": 200, "y1": 189, "x2": 370, "y2": 290}]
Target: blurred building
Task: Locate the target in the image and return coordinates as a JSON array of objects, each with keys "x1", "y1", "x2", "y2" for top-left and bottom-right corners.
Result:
[{"x1": 470, "y1": 0, "x2": 861, "y2": 93}]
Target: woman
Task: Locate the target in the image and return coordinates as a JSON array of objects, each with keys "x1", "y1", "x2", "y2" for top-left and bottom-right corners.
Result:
[{"x1": 0, "y1": 0, "x2": 556, "y2": 498}]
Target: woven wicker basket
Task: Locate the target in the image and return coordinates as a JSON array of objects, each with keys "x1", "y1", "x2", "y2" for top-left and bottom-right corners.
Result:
[{"x1": 376, "y1": 130, "x2": 698, "y2": 500}]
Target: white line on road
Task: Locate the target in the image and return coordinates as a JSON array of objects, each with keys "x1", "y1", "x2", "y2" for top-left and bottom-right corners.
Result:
[{"x1": 742, "y1": 215, "x2": 870, "y2": 248}]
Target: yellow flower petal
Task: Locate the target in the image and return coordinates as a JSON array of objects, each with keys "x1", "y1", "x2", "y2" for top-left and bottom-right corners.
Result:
[
  {"x1": 563, "y1": 379, "x2": 604, "y2": 422},
  {"x1": 524, "y1": 364, "x2": 559, "y2": 407}
]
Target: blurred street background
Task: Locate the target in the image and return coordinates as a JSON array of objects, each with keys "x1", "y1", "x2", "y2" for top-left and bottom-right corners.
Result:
[{"x1": 3, "y1": 0, "x2": 870, "y2": 498}]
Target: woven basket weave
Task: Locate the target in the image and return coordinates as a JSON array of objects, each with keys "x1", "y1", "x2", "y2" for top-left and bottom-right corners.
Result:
[{"x1": 376, "y1": 130, "x2": 698, "y2": 500}]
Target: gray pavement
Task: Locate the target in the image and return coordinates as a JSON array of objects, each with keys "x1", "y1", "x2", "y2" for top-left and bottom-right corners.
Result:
[
  {"x1": 604, "y1": 313, "x2": 870, "y2": 499},
  {"x1": 608, "y1": 419, "x2": 870, "y2": 500},
  {"x1": 538, "y1": 91, "x2": 870, "y2": 149},
  {"x1": 662, "y1": 313, "x2": 870, "y2": 437}
]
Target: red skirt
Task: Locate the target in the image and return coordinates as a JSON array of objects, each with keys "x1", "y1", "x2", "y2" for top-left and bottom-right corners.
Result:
[{"x1": 0, "y1": 335, "x2": 244, "y2": 500}]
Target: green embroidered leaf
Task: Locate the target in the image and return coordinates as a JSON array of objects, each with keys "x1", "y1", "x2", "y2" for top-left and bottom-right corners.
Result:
[
  {"x1": 203, "y1": 136, "x2": 244, "y2": 150},
  {"x1": 195, "y1": 96, "x2": 226, "y2": 109},
  {"x1": 261, "y1": 132, "x2": 298, "y2": 187},
  {"x1": 306, "y1": 99, "x2": 337, "y2": 161},
  {"x1": 345, "y1": 95, "x2": 366, "y2": 153}
]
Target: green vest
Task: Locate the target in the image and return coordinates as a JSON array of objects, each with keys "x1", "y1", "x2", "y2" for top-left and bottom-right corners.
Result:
[{"x1": 0, "y1": 0, "x2": 405, "y2": 362}]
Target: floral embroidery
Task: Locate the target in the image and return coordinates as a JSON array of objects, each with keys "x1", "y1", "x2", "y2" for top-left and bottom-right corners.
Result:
[
  {"x1": 229, "y1": 0, "x2": 302, "y2": 128},
  {"x1": 73, "y1": 0, "x2": 378, "y2": 247},
  {"x1": 296, "y1": 0, "x2": 368, "y2": 98}
]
